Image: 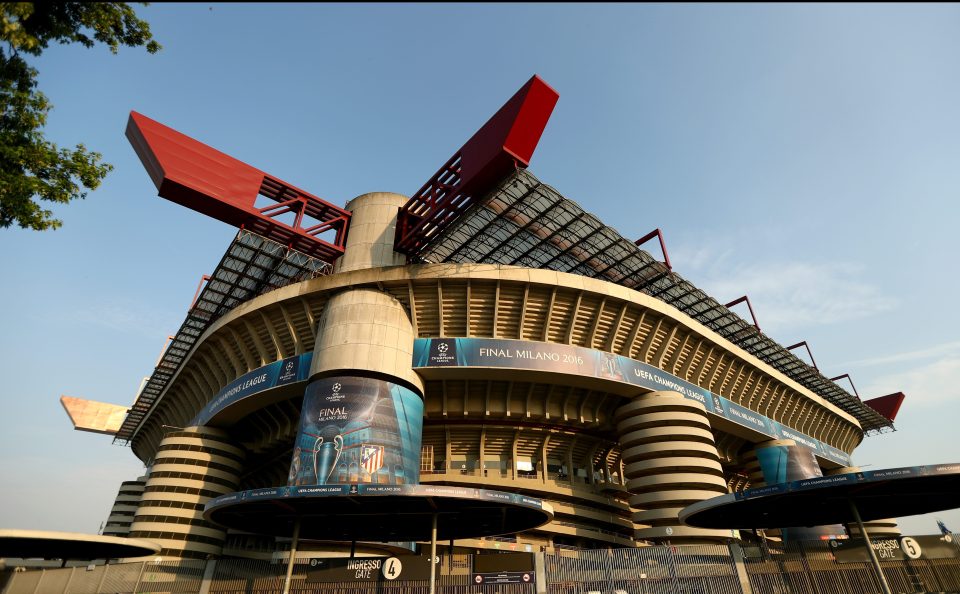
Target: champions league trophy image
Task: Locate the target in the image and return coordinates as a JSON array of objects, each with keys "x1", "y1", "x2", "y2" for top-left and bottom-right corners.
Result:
[
  {"x1": 289, "y1": 375, "x2": 424, "y2": 487},
  {"x1": 311, "y1": 425, "x2": 343, "y2": 485},
  {"x1": 598, "y1": 351, "x2": 622, "y2": 381},
  {"x1": 289, "y1": 423, "x2": 344, "y2": 486}
]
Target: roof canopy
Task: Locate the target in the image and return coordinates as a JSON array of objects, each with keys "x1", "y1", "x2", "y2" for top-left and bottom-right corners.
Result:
[{"x1": 415, "y1": 170, "x2": 893, "y2": 434}]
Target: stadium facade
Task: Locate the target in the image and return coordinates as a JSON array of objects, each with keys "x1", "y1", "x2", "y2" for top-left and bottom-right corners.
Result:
[{"x1": 64, "y1": 76, "x2": 905, "y2": 560}]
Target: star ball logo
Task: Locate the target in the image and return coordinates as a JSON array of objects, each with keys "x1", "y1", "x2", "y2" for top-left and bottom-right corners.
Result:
[
  {"x1": 327, "y1": 380, "x2": 346, "y2": 402},
  {"x1": 430, "y1": 339, "x2": 457, "y2": 366},
  {"x1": 278, "y1": 356, "x2": 300, "y2": 384}
]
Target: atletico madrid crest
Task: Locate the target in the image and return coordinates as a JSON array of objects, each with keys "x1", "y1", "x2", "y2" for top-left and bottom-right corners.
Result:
[{"x1": 361, "y1": 444, "x2": 384, "y2": 475}]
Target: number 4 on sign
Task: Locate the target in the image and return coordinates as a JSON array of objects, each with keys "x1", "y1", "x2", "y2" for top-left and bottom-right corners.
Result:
[{"x1": 382, "y1": 557, "x2": 402, "y2": 580}]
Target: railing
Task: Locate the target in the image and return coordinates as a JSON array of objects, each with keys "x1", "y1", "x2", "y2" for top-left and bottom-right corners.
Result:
[
  {"x1": 4, "y1": 537, "x2": 959, "y2": 594},
  {"x1": 420, "y1": 467, "x2": 625, "y2": 491}
]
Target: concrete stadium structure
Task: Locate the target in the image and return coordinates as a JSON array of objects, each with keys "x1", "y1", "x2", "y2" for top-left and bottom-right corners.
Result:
[{"x1": 64, "y1": 76, "x2": 905, "y2": 560}]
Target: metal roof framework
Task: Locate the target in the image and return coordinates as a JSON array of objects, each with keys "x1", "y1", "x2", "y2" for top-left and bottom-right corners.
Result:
[
  {"x1": 127, "y1": 112, "x2": 351, "y2": 263},
  {"x1": 114, "y1": 230, "x2": 330, "y2": 444},
  {"x1": 395, "y1": 75, "x2": 559, "y2": 256},
  {"x1": 414, "y1": 170, "x2": 893, "y2": 435}
]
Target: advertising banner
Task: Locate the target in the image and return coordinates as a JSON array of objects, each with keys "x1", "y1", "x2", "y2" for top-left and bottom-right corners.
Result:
[
  {"x1": 731, "y1": 463, "x2": 960, "y2": 501},
  {"x1": 289, "y1": 376, "x2": 423, "y2": 486},
  {"x1": 756, "y1": 444, "x2": 824, "y2": 486},
  {"x1": 413, "y1": 338, "x2": 851, "y2": 466},
  {"x1": 206, "y1": 484, "x2": 547, "y2": 513},
  {"x1": 756, "y1": 444, "x2": 844, "y2": 541},
  {"x1": 192, "y1": 353, "x2": 312, "y2": 426}
]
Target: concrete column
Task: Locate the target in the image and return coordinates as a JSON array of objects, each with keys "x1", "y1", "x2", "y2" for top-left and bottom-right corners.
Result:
[
  {"x1": 309, "y1": 288, "x2": 423, "y2": 393},
  {"x1": 826, "y1": 466, "x2": 901, "y2": 538},
  {"x1": 129, "y1": 426, "x2": 244, "y2": 559},
  {"x1": 334, "y1": 192, "x2": 408, "y2": 273},
  {"x1": 198, "y1": 559, "x2": 218, "y2": 594},
  {"x1": 616, "y1": 391, "x2": 732, "y2": 543},
  {"x1": 295, "y1": 282, "x2": 424, "y2": 487}
]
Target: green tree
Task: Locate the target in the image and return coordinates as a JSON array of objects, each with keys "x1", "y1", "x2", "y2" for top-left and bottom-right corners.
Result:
[{"x1": 1, "y1": 2, "x2": 160, "y2": 231}]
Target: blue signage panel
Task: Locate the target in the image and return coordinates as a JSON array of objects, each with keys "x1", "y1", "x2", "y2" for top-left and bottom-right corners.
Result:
[
  {"x1": 205, "y1": 484, "x2": 546, "y2": 513},
  {"x1": 289, "y1": 376, "x2": 424, "y2": 487},
  {"x1": 735, "y1": 463, "x2": 960, "y2": 500},
  {"x1": 413, "y1": 338, "x2": 852, "y2": 466},
  {"x1": 191, "y1": 353, "x2": 313, "y2": 426}
]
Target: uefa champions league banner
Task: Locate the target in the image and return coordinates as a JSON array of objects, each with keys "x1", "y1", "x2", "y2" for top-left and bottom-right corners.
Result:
[
  {"x1": 192, "y1": 353, "x2": 313, "y2": 426},
  {"x1": 413, "y1": 338, "x2": 851, "y2": 466},
  {"x1": 755, "y1": 442, "x2": 844, "y2": 540},
  {"x1": 736, "y1": 462, "x2": 960, "y2": 500},
  {"x1": 288, "y1": 376, "x2": 424, "y2": 487}
]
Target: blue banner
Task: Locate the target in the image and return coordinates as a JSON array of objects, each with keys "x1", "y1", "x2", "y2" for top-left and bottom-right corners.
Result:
[
  {"x1": 206, "y1": 484, "x2": 547, "y2": 511},
  {"x1": 413, "y1": 338, "x2": 852, "y2": 466},
  {"x1": 192, "y1": 353, "x2": 312, "y2": 426},
  {"x1": 734, "y1": 463, "x2": 960, "y2": 500},
  {"x1": 756, "y1": 443, "x2": 844, "y2": 540},
  {"x1": 289, "y1": 376, "x2": 424, "y2": 487}
]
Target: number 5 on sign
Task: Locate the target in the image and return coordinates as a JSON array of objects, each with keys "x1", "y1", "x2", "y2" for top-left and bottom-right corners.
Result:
[
  {"x1": 382, "y1": 557, "x2": 402, "y2": 580},
  {"x1": 900, "y1": 537, "x2": 922, "y2": 559}
]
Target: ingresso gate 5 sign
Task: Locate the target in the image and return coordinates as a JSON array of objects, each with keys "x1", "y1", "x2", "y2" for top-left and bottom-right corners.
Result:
[
  {"x1": 830, "y1": 535, "x2": 959, "y2": 563},
  {"x1": 412, "y1": 338, "x2": 851, "y2": 466}
]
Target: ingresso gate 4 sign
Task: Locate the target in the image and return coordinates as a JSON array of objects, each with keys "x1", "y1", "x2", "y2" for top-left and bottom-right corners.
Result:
[{"x1": 306, "y1": 556, "x2": 433, "y2": 582}]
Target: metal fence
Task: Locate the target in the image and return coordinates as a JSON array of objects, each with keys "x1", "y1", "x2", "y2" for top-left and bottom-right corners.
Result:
[
  {"x1": 546, "y1": 544, "x2": 743, "y2": 594},
  {"x1": 3, "y1": 538, "x2": 959, "y2": 594},
  {"x1": 742, "y1": 540, "x2": 960, "y2": 594}
]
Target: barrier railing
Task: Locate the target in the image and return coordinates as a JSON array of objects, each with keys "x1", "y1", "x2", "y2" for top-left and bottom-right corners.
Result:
[{"x1": 3, "y1": 536, "x2": 958, "y2": 594}]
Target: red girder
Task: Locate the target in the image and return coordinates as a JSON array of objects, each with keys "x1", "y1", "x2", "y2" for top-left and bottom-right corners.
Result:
[
  {"x1": 395, "y1": 75, "x2": 560, "y2": 256},
  {"x1": 864, "y1": 392, "x2": 906, "y2": 422},
  {"x1": 126, "y1": 112, "x2": 350, "y2": 263},
  {"x1": 724, "y1": 295, "x2": 762, "y2": 333}
]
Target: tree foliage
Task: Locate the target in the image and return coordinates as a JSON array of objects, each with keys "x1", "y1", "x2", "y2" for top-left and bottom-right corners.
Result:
[{"x1": 1, "y1": 3, "x2": 160, "y2": 231}]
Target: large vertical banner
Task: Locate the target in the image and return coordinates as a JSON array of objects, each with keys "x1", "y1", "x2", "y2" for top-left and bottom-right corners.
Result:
[
  {"x1": 756, "y1": 444, "x2": 844, "y2": 541},
  {"x1": 288, "y1": 376, "x2": 424, "y2": 486}
]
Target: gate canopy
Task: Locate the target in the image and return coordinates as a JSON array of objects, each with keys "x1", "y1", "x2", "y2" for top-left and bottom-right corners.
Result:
[{"x1": 680, "y1": 463, "x2": 960, "y2": 530}]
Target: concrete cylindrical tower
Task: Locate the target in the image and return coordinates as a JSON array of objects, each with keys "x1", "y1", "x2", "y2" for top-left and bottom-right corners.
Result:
[
  {"x1": 309, "y1": 288, "x2": 424, "y2": 393},
  {"x1": 616, "y1": 391, "x2": 732, "y2": 543},
  {"x1": 288, "y1": 192, "x2": 426, "y2": 489},
  {"x1": 334, "y1": 192, "x2": 408, "y2": 273},
  {"x1": 129, "y1": 427, "x2": 244, "y2": 559},
  {"x1": 826, "y1": 466, "x2": 901, "y2": 539},
  {"x1": 312, "y1": 191, "x2": 423, "y2": 392},
  {"x1": 102, "y1": 476, "x2": 146, "y2": 537}
]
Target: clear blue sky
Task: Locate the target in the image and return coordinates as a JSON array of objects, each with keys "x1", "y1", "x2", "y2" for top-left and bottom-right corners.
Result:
[{"x1": 1, "y1": 3, "x2": 958, "y2": 536}]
